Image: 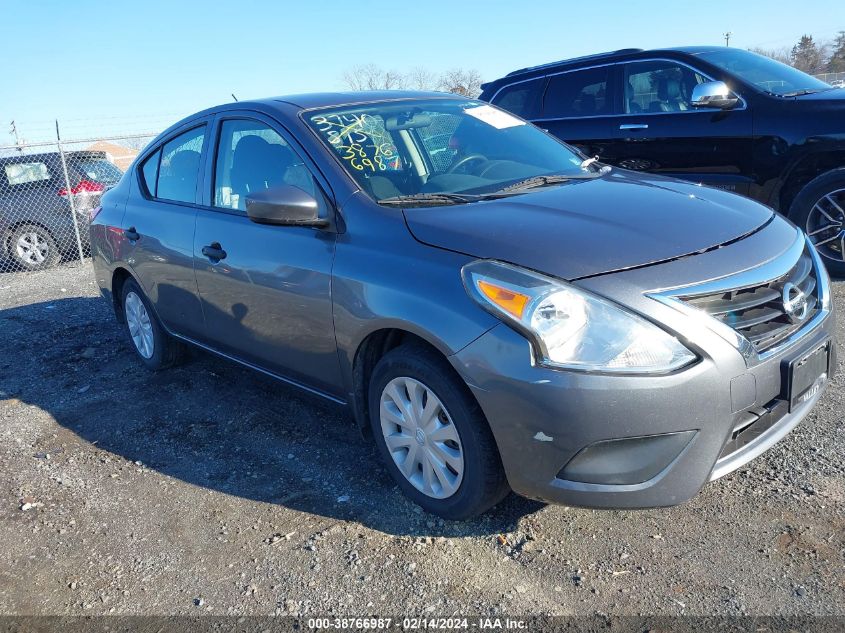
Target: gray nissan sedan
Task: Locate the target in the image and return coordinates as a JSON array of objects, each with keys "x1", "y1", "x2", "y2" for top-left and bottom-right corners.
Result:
[{"x1": 90, "y1": 91, "x2": 837, "y2": 519}]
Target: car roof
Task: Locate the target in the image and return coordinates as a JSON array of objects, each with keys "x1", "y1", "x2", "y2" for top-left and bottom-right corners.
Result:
[
  {"x1": 0, "y1": 150, "x2": 107, "y2": 163},
  {"x1": 151, "y1": 90, "x2": 471, "y2": 141},
  {"x1": 264, "y1": 90, "x2": 466, "y2": 110},
  {"x1": 486, "y1": 46, "x2": 726, "y2": 88}
]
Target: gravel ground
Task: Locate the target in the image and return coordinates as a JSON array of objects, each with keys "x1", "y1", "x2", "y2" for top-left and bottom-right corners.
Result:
[{"x1": 0, "y1": 261, "x2": 843, "y2": 617}]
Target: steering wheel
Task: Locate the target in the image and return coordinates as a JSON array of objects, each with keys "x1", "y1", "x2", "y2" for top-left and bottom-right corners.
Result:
[{"x1": 447, "y1": 153, "x2": 487, "y2": 174}]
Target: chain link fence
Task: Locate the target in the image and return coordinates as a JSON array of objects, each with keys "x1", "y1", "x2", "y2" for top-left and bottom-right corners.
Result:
[
  {"x1": 0, "y1": 131, "x2": 156, "y2": 274},
  {"x1": 814, "y1": 71, "x2": 845, "y2": 86}
]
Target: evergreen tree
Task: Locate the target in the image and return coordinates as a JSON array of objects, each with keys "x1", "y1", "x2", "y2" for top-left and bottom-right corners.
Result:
[
  {"x1": 791, "y1": 35, "x2": 825, "y2": 74},
  {"x1": 828, "y1": 31, "x2": 845, "y2": 73}
]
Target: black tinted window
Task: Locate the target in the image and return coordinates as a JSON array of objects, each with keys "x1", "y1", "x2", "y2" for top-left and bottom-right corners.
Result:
[
  {"x1": 491, "y1": 78, "x2": 544, "y2": 118},
  {"x1": 141, "y1": 150, "x2": 160, "y2": 197},
  {"x1": 156, "y1": 127, "x2": 205, "y2": 203},
  {"x1": 543, "y1": 67, "x2": 610, "y2": 118}
]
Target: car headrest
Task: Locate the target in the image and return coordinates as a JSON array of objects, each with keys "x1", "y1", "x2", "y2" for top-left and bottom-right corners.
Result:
[
  {"x1": 658, "y1": 77, "x2": 682, "y2": 101},
  {"x1": 167, "y1": 150, "x2": 200, "y2": 176}
]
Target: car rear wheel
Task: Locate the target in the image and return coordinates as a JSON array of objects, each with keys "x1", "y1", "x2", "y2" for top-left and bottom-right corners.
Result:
[
  {"x1": 789, "y1": 169, "x2": 845, "y2": 277},
  {"x1": 368, "y1": 344, "x2": 509, "y2": 519},
  {"x1": 120, "y1": 278, "x2": 185, "y2": 370},
  {"x1": 8, "y1": 224, "x2": 60, "y2": 271}
]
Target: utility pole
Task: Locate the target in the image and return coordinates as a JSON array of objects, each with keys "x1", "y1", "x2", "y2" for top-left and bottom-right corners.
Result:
[
  {"x1": 9, "y1": 120, "x2": 23, "y2": 151},
  {"x1": 724, "y1": 31, "x2": 732, "y2": 47}
]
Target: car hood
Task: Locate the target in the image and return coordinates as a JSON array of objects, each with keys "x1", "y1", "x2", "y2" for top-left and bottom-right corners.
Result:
[
  {"x1": 403, "y1": 170, "x2": 774, "y2": 280},
  {"x1": 794, "y1": 88, "x2": 845, "y2": 101}
]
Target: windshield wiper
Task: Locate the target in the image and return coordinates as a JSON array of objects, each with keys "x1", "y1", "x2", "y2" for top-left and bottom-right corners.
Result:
[
  {"x1": 378, "y1": 190, "x2": 524, "y2": 206},
  {"x1": 781, "y1": 88, "x2": 830, "y2": 97},
  {"x1": 498, "y1": 168, "x2": 609, "y2": 193},
  {"x1": 378, "y1": 192, "x2": 483, "y2": 206}
]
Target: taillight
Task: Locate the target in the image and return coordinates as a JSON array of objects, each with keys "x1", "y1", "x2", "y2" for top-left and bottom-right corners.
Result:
[
  {"x1": 58, "y1": 179, "x2": 106, "y2": 197},
  {"x1": 90, "y1": 206, "x2": 103, "y2": 221}
]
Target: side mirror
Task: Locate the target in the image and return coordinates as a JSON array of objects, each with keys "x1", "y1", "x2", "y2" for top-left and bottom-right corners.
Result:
[
  {"x1": 691, "y1": 81, "x2": 740, "y2": 109},
  {"x1": 245, "y1": 185, "x2": 329, "y2": 227}
]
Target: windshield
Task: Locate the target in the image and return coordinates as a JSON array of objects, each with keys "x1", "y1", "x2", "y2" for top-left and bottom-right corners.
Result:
[
  {"x1": 696, "y1": 49, "x2": 832, "y2": 96},
  {"x1": 306, "y1": 98, "x2": 598, "y2": 204}
]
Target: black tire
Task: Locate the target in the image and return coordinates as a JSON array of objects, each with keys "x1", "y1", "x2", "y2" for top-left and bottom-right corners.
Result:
[
  {"x1": 368, "y1": 344, "x2": 509, "y2": 520},
  {"x1": 788, "y1": 168, "x2": 845, "y2": 277},
  {"x1": 120, "y1": 278, "x2": 185, "y2": 370},
  {"x1": 7, "y1": 224, "x2": 60, "y2": 271}
]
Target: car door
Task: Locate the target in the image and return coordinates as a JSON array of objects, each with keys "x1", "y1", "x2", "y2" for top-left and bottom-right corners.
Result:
[
  {"x1": 532, "y1": 66, "x2": 616, "y2": 160},
  {"x1": 606, "y1": 59, "x2": 754, "y2": 195},
  {"x1": 120, "y1": 123, "x2": 208, "y2": 340},
  {"x1": 192, "y1": 113, "x2": 341, "y2": 397}
]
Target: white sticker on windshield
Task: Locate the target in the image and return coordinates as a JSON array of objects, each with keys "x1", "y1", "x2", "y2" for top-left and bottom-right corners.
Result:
[{"x1": 464, "y1": 105, "x2": 526, "y2": 129}]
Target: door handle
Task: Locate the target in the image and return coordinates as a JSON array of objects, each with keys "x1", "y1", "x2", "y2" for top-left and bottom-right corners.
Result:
[
  {"x1": 123, "y1": 227, "x2": 140, "y2": 241},
  {"x1": 202, "y1": 242, "x2": 227, "y2": 262},
  {"x1": 619, "y1": 123, "x2": 649, "y2": 130}
]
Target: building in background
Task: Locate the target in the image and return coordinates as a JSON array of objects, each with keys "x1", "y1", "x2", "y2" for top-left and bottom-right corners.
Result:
[{"x1": 85, "y1": 141, "x2": 138, "y2": 171}]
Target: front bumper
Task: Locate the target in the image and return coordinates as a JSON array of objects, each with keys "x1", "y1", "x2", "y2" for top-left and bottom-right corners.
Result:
[{"x1": 450, "y1": 225, "x2": 837, "y2": 509}]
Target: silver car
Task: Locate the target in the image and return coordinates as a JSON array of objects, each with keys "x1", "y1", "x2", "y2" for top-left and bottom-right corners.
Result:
[{"x1": 90, "y1": 92, "x2": 837, "y2": 519}]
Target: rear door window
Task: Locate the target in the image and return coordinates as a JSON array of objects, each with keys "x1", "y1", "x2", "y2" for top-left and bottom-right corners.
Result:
[
  {"x1": 490, "y1": 78, "x2": 545, "y2": 119},
  {"x1": 542, "y1": 67, "x2": 611, "y2": 118},
  {"x1": 156, "y1": 127, "x2": 206, "y2": 203}
]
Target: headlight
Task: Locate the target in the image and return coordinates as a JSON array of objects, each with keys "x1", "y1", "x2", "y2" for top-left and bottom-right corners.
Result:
[{"x1": 462, "y1": 260, "x2": 696, "y2": 373}]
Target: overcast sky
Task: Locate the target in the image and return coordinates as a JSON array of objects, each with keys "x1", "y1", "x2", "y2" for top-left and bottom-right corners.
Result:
[{"x1": 1, "y1": 0, "x2": 843, "y2": 143}]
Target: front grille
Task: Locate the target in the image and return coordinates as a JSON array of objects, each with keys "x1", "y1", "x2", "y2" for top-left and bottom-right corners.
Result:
[{"x1": 680, "y1": 247, "x2": 819, "y2": 353}]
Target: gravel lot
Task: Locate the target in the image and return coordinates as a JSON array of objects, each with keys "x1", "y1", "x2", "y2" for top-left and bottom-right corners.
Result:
[{"x1": 0, "y1": 262, "x2": 843, "y2": 617}]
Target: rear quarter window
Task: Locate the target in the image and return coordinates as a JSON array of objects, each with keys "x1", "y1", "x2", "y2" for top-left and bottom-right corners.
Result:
[
  {"x1": 4, "y1": 161, "x2": 52, "y2": 186},
  {"x1": 490, "y1": 78, "x2": 545, "y2": 119},
  {"x1": 140, "y1": 150, "x2": 161, "y2": 197}
]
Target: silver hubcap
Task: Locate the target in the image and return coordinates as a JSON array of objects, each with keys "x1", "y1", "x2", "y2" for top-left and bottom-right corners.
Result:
[
  {"x1": 15, "y1": 231, "x2": 49, "y2": 264},
  {"x1": 379, "y1": 377, "x2": 464, "y2": 499},
  {"x1": 807, "y1": 189, "x2": 845, "y2": 263},
  {"x1": 124, "y1": 291, "x2": 154, "y2": 359}
]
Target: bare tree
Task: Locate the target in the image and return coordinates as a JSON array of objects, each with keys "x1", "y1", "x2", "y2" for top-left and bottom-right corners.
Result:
[
  {"x1": 341, "y1": 65, "x2": 485, "y2": 95},
  {"x1": 749, "y1": 46, "x2": 792, "y2": 65},
  {"x1": 407, "y1": 66, "x2": 438, "y2": 91},
  {"x1": 437, "y1": 68, "x2": 484, "y2": 97},
  {"x1": 341, "y1": 64, "x2": 406, "y2": 91}
]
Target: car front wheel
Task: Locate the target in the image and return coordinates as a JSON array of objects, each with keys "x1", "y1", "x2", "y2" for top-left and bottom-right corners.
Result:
[
  {"x1": 789, "y1": 168, "x2": 845, "y2": 277},
  {"x1": 368, "y1": 344, "x2": 509, "y2": 519}
]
